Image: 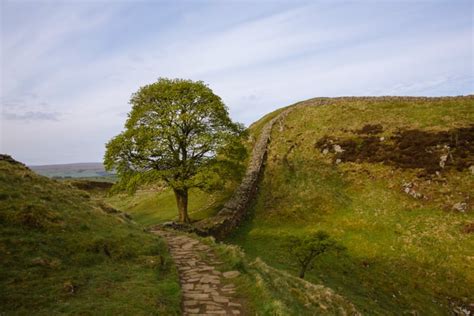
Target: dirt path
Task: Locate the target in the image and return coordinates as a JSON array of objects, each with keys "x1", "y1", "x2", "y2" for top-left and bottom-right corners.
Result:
[{"x1": 151, "y1": 229, "x2": 242, "y2": 315}]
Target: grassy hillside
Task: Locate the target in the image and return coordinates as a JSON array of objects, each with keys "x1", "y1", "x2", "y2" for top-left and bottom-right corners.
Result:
[
  {"x1": 0, "y1": 155, "x2": 180, "y2": 315},
  {"x1": 229, "y1": 96, "x2": 474, "y2": 315},
  {"x1": 106, "y1": 188, "x2": 232, "y2": 226}
]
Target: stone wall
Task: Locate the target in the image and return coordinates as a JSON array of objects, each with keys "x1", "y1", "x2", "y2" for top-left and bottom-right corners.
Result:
[{"x1": 191, "y1": 107, "x2": 295, "y2": 240}]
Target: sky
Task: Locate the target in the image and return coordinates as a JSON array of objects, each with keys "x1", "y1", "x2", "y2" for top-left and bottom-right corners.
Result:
[{"x1": 1, "y1": 0, "x2": 473, "y2": 165}]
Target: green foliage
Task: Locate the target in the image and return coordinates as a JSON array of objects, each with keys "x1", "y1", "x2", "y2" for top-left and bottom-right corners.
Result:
[
  {"x1": 0, "y1": 157, "x2": 181, "y2": 314},
  {"x1": 104, "y1": 78, "x2": 246, "y2": 222},
  {"x1": 104, "y1": 78, "x2": 245, "y2": 193},
  {"x1": 287, "y1": 231, "x2": 345, "y2": 278}
]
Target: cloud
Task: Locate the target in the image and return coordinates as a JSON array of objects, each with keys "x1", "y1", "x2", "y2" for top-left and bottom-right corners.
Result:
[
  {"x1": 2, "y1": 111, "x2": 61, "y2": 122},
  {"x1": 1, "y1": 0, "x2": 472, "y2": 164}
]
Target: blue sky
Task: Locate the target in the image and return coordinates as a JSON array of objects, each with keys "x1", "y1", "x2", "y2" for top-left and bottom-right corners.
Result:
[{"x1": 1, "y1": 0, "x2": 473, "y2": 165}]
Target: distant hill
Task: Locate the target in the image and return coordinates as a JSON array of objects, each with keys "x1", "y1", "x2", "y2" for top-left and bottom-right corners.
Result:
[{"x1": 29, "y1": 162, "x2": 114, "y2": 179}]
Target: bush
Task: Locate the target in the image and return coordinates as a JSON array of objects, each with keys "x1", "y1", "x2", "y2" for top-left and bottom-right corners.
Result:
[{"x1": 286, "y1": 231, "x2": 345, "y2": 279}]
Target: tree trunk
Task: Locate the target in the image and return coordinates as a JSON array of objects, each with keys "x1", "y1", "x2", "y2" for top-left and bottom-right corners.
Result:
[
  {"x1": 174, "y1": 188, "x2": 190, "y2": 223},
  {"x1": 299, "y1": 264, "x2": 307, "y2": 279}
]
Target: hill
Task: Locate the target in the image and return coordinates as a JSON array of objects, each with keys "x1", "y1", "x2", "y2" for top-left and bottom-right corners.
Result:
[
  {"x1": 30, "y1": 162, "x2": 115, "y2": 179},
  {"x1": 229, "y1": 96, "x2": 474, "y2": 315},
  {"x1": 0, "y1": 155, "x2": 180, "y2": 314},
  {"x1": 99, "y1": 95, "x2": 473, "y2": 314}
]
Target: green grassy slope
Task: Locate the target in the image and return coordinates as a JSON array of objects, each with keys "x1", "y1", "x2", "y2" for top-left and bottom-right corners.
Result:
[
  {"x1": 106, "y1": 188, "x2": 230, "y2": 226},
  {"x1": 229, "y1": 96, "x2": 474, "y2": 315},
  {"x1": 0, "y1": 155, "x2": 180, "y2": 315}
]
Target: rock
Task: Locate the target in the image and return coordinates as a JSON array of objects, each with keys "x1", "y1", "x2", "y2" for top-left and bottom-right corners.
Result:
[
  {"x1": 206, "y1": 304, "x2": 223, "y2": 311},
  {"x1": 333, "y1": 144, "x2": 344, "y2": 153},
  {"x1": 185, "y1": 307, "x2": 200, "y2": 313},
  {"x1": 212, "y1": 295, "x2": 229, "y2": 303},
  {"x1": 182, "y1": 242, "x2": 197, "y2": 250},
  {"x1": 335, "y1": 158, "x2": 342, "y2": 164},
  {"x1": 183, "y1": 283, "x2": 194, "y2": 290},
  {"x1": 402, "y1": 182, "x2": 423, "y2": 199},
  {"x1": 222, "y1": 271, "x2": 240, "y2": 279},
  {"x1": 469, "y1": 165, "x2": 474, "y2": 174},
  {"x1": 207, "y1": 310, "x2": 226, "y2": 315},
  {"x1": 184, "y1": 293, "x2": 209, "y2": 300},
  {"x1": 322, "y1": 148, "x2": 329, "y2": 155},
  {"x1": 439, "y1": 154, "x2": 448, "y2": 169},
  {"x1": 453, "y1": 202, "x2": 468, "y2": 213},
  {"x1": 31, "y1": 257, "x2": 48, "y2": 266},
  {"x1": 63, "y1": 281, "x2": 77, "y2": 294}
]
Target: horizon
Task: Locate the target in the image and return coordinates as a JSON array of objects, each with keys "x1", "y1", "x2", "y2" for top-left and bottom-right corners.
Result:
[
  {"x1": 1, "y1": 0, "x2": 473, "y2": 165},
  {"x1": 24, "y1": 94, "x2": 474, "y2": 166},
  {"x1": 28, "y1": 161, "x2": 105, "y2": 167}
]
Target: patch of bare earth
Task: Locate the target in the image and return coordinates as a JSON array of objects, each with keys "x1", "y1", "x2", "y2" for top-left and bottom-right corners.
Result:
[{"x1": 316, "y1": 124, "x2": 474, "y2": 175}]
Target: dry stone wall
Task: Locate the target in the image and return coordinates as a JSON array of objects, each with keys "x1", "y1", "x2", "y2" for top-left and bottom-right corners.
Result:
[{"x1": 190, "y1": 107, "x2": 296, "y2": 239}]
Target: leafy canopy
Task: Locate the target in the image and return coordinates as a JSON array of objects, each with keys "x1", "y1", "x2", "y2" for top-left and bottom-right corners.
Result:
[
  {"x1": 104, "y1": 78, "x2": 246, "y2": 193},
  {"x1": 287, "y1": 231, "x2": 345, "y2": 278}
]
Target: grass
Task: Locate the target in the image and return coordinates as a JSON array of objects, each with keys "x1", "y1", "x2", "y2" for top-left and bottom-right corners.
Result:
[
  {"x1": 105, "y1": 187, "x2": 231, "y2": 227},
  {"x1": 228, "y1": 96, "x2": 474, "y2": 315},
  {"x1": 0, "y1": 157, "x2": 181, "y2": 315},
  {"x1": 180, "y1": 232, "x2": 359, "y2": 315}
]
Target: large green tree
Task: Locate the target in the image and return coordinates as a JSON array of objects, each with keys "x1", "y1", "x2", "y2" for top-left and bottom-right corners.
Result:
[{"x1": 104, "y1": 78, "x2": 245, "y2": 223}]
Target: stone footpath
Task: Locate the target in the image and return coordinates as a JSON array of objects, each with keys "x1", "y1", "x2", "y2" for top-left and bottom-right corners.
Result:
[{"x1": 151, "y1": 229, "x2": 242, "y2": 316}]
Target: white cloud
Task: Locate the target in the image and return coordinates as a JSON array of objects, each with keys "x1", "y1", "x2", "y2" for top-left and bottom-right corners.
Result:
[{"x1": 1, "y1": 1, "x2": 472, "y2": 164}]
